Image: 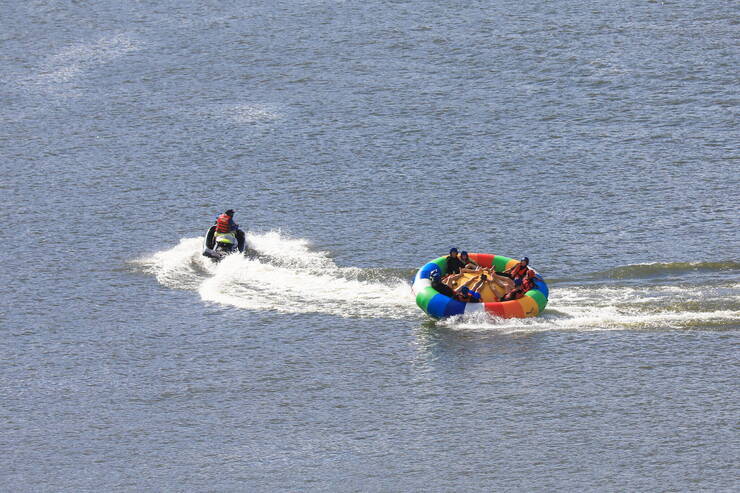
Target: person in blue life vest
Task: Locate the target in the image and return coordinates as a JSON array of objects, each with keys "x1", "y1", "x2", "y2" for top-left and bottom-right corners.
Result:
[{"x1": 455, "y1": 286, "x2": 481, "y2": 303}]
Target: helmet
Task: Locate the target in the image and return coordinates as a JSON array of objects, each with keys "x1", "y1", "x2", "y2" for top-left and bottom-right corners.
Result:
[
  {"x1": 225, "y1": 209, "x2": 235, "y2": 216},
  {"x1": 429, "y1": 268, "x2": 441, "y2": 281},
  {"x1": 449, "y1": 247, "x2": 458, "y2": 254},
  {"x1": 520, "y1": 257, "x2": 529, "y2": 264},
  {"x1": 461, "y1": 287, "x2": 470, "y2": 294},
  {"x1": 461, "y1": 250, "x2": 468, "y2": 257}
]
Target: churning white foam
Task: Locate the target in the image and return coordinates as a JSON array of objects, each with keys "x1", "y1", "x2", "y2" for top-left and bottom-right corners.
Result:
[
  {"x1": 440, "y1": 283, "x2": 740, "y2": 333},
  {"x1": 139, "y1": 237, "x2": 209, "y2": 291},
  {"x1": 137, "y1": 231, "x2": 417, "y2": 318}
]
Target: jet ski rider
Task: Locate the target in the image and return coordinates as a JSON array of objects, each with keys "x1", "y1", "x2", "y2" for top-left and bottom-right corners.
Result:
[
  {"x1": 214, "y1": 209, "x2": 247, "y2": 251},
  {"x1": 215, "y1": 209, "x2": 240, "y2": 235}
]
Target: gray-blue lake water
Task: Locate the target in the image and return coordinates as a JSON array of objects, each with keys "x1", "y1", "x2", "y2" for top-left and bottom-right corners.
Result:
[{"x1": 2, "y1": 0, "x2": 738, "y2": 490}]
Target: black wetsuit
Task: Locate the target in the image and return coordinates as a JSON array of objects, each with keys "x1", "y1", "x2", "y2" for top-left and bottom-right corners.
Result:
[
  {"x1": 431, "y1": 279, "x2": 456, "y2": 298},
  {"x1": 446, "y1": 255, "x2": 465, "y2": 275}
]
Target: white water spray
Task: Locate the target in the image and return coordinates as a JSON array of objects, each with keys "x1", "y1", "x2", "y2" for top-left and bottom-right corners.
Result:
[
  {"x1": 440, "y1": 283, "x2": 740, "y2": 333},
  {"x1": 137, "y1": 231, "x2": 417, "y2": 319}
]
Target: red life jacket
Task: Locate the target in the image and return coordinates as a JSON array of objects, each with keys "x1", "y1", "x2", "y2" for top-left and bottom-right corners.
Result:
[
  {"x1": 502, "y1": 290, "x2": 523, "y2": 301},
  {"x1": 521, "y1": 277, "x2": 535, "y2": 292},
  {"x1": 216, "y1": 213, "x2": 232, "y2": 233},
  {"x1": 510, "y1": 263, "x2": 529, "y2": 279}
]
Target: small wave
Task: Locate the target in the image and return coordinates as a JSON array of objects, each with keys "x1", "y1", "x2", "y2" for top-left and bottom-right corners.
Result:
[
  {"x1": 15, "y1": 33, "x2": 142, "y2": 94},
  {"x1": 583, "y1": 261, "x2": 740, "y2": 281},
  {"x1": 226, "y1": 104, "x2": 280, "y2": 124},
  {"x1": 188, "y1": 103, "x2": 281, "y2": 125},
  {"x1": 437, "y1": 310, "x2": 739, "y2": 334}
]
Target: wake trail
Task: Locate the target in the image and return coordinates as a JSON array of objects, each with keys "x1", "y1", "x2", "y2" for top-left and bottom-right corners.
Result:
[
  {"x1": 136, "y1": 231, "x2": 418, "y2": 319},
  {"x1": 441, "y1": 263, "x2": 740, "y2": 333}
]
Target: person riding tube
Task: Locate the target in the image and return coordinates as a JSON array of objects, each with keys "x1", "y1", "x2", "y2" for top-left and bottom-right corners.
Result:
[
  {"x1": 445, "y1": 247, "x2": 466, "y2": 275},
  {"x1": 430, "y1": 268, "x2": 457, "y2": 298},
  {"x1": 459, "y1": 251, "x2": 480, "y2": 270},
  {"x1": 501, "y1": 273, "x2": 536, "y2": 301},
  {"x1": 504, "y1": 257, "x2": 531, "y2": 280},
  {"x1": 455, "y1": 286, "x2": 481, "y2": 303}
]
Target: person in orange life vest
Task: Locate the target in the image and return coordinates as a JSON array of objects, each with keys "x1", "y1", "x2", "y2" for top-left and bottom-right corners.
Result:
[
  {"x1": 215, "y1": 208, "x2": 247, "y2": 252},
  {"x1": 501, "y1": 271, "x2": 536, "y2": 301},
  {"x1": 503, "y1": 257, "x2": 531, "y2": 280},
  {"x1": 215, "y1": 209, "x2": 240, "y2": 235},
  {"x1": 521, "y1": 270, "x2": 536, "y2": 291},
  {"x1": 501, "y1": 279, "x2": 525, "y2": 301}
]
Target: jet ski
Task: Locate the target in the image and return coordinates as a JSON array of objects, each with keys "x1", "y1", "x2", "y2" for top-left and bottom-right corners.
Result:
[{"x1": 203, "y1": 226, "x2": 247, "y2": 261}]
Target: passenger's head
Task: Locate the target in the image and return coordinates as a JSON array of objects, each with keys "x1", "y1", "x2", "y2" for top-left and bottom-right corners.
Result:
[
  {"x1": 514, "y1": 278, "x2": 522, "y2": 287},
  {"x1": 225, "y1": 209, "x2": 235, "y2": 216},
  {"x1": 461, "y1": 287, "x2": 470, "y2": 295},
  {"x1": 460, "y1": 251, "x2": 469, "y2": 260},
  {"x1": 449, "y1": 247, "x2": 458, "y2": 256},
  {"x1": 429, "y1": 268, "x2": 441, "y2": 281},
  {"x1": 520, "y1": 256, "x2": 529, "y2": 265}
]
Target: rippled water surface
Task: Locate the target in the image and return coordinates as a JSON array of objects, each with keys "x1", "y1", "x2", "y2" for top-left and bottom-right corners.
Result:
[{"x1": 2, "y1": 0, "x2": 738, "y2": 491}]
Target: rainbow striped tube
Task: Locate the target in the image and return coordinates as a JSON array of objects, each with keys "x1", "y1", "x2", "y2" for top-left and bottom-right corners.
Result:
[{"x1": 412, "y1": 253, "x2": 549, "y2": 319}]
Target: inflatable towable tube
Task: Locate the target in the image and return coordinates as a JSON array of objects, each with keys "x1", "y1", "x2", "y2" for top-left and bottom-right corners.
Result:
[{"x1": 412, "y1": 253, "x2": 549, "y2": 319}]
